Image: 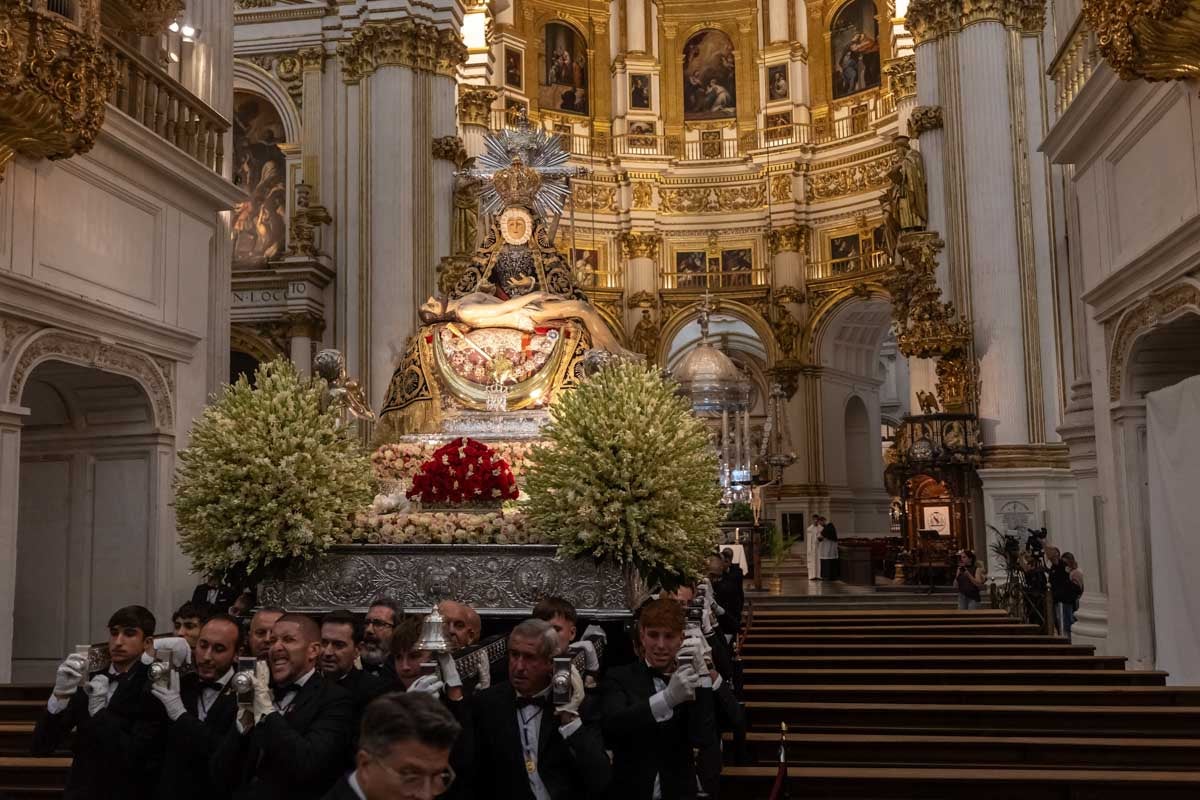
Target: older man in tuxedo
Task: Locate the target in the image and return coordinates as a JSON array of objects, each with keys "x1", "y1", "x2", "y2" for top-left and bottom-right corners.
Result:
[
  {"x1": 321, "y1": 692, "x2": 462, "y2": 800},
  {"x1": 152, "y1": 613, "x2": 242, "y2": 799},
  {"x1": 31, "y1": 605, "x2": 168, "y2": 800},
  {"x1": 470, "y1": 619, "x2": 610, "y2": 799},
  {"x1": 211, "y1": 613, "x2": 354, "y2": 800},
  {"x1": 599, "y1": 598, "x2": 715, "y2": 800}
]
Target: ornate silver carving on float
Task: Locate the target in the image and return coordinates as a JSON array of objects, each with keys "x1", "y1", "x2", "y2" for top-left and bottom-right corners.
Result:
[{"x1": 258, "y1": 545, "x2": 646, "y2": 618}]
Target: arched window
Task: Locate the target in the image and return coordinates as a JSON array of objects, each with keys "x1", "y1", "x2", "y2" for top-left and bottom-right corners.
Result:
[
  {"x1": 541, "y1": 22, "x2": 589, "y2": 115},
  {"x1": 682, "y1": 29, "x2": 736, "y2": 120},
  {"x1": 231, "y1": 91, "x2": 288, "y2": 265},
  {"x1": 830, "y1": 0, "x2": 881, "y2": 100}
]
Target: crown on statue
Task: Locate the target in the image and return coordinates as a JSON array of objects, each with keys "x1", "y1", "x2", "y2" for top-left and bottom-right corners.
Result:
[{"x1": 491, "y1": 154, "x2": 542, "y2": 209}]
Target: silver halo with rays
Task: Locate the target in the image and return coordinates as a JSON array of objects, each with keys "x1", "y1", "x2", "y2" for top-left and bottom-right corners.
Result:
[{"x1": 460, "y1": 109, "x2": 584, "y2": 218}]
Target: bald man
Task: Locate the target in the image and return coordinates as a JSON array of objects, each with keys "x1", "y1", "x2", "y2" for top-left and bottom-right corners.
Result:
[
  {"x1": 439, "y1": 601, "x2": 492, "y2": 694},
  {"x1": 212, "y1": 613, "x2": 355, "y2": 800}
]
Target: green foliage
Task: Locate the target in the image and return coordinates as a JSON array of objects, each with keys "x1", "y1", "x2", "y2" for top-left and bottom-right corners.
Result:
[
  {"x1": 725, "y1": 502, "x2": 753, "y2": 522},
  {"x1": 174, "y1": 359, "x2": 376, "y2": 581},
  {"x1": 524, "y1": 361, "x2": 723, "y2": 588}
]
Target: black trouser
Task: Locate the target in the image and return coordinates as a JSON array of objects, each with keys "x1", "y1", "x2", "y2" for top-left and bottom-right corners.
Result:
[{"x1": 820, "y1": 557, "x2": 840, "y2": 580}]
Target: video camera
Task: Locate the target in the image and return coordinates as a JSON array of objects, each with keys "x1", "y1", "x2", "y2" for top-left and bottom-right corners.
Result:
[{"x1": 1024, "y1": 527, "x2": 1049, "y2": 554}]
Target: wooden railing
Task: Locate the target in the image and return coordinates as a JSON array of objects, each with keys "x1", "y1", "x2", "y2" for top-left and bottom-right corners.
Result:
[
  {"x1": 1048, "y1": 15, "x2": 1100, "y2": 116},
  {"x1": 806, "y1": 248, "x2": 890, "y2": 281},
  {"x1": 105, "y1": 33, "x2": 229, "y2": 174}
]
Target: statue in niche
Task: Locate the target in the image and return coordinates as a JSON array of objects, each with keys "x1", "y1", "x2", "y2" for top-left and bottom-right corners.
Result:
[
  {"x1": 883, "y1": 135, "x2": 928, "y2": 236},
  {"x1": 452, "y1": 160, "x2": 482, "y2": 256},
  {"x1": 631, "y1": 308, "x2": 659, "y2": 364},
  {"x1": 771, "y1": 298, "x2": 801, "y2": 360}
]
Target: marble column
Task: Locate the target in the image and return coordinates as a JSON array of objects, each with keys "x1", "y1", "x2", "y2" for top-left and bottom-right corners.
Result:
[
  {"x1": 768, "y1": 0, "x2": 789, "y2": 43},
  {"x1": 627, "y1": 0, "x2": 647, "y2": 53},
  {"x1": 299, "y1": 48, "x2": 326, "y2": 199},
  {"x1": 0, "y1": 405, "x2": 29, "y2": 683},
  {"x1": 620, "y1": 232, "x2": 660, "y2": 336}
]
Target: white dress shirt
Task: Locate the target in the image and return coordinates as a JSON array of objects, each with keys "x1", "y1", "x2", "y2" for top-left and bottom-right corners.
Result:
[
  {"x1": 516, "y1": 686, "x2": 583, "y2": 800},
  {"x1": 197, "y1": 668, "x2": 234, "y2": 722}
]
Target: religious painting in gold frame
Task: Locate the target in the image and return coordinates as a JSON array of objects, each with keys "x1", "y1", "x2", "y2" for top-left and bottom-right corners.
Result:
[
  {"x1": 682, "y1": 29, "x2": 736, "y2": 120},
  {"x1": 504, "y1": 46, "x2": 524, "y2": 90},
  {"x1": 830, "y1": 0, "x2": 882, "y2": 100},
  {"x1": 541, "y1": 22, "x2": 589, "y2": 115}
]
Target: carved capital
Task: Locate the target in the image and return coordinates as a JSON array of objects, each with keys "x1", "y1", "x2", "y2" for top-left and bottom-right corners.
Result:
[
  {"x1": 288, "y1": 182, "x2": 332, "y2": 257},
  {"x1": 298, "y1": 47, "x2": 326, "y2": 72},
  {"x1": 1083, "y1": 0, "x2": 1200, "y2": 80},
  {"x1": 767, "y1": 362, "x2": 803, "y2": 399},
  {"x1": 337, "y1": 20, "x2": 468, "y2": 83},
  {"x1": 626, "y1": 289, "x2": 657, "y2": 310},
  {"x1": 908, "y1": 105, "x2": 944, "y2": 137},
  {"x1": 620, "y1": 232, "x2": 661, "y2": 261},
  {"x1": 768, "y1": 224, "x2": 808, "y2": 255},
  {"x1": 884, "y1": 55, "x2": 916, "y2": 98},
  {"x1": 458, "y1": 85, "x2": 501, "y2": 127}
]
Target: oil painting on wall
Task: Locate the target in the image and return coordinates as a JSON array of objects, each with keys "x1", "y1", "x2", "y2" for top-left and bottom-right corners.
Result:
[
  {"x1": 232, "y1": 91, "x2": 288, "y2": 265},
  {"x1": 683, "y1": 29, "x2": 736, "y2": 120},
  {"x1": 541, "y1": 22, "x2": 589, "y2": 115},
  {"x1": 831, "y1": 0, "x2": 881, "y2": 100}
]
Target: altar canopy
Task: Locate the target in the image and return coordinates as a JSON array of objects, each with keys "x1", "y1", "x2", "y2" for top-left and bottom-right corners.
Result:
[{"x1": 1147, "y1": 374, "x2": 1200, "y2": 685}]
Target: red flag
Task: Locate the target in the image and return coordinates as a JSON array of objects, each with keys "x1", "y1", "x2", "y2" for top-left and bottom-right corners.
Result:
[{"x1": 767, "y1": 722, "x2": 788, "y2": 800}]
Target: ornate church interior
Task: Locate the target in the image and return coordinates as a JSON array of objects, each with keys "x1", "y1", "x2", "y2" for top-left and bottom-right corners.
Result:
[{"x1": 2, "y1": 0, "x2": 1200, "y2": 795}]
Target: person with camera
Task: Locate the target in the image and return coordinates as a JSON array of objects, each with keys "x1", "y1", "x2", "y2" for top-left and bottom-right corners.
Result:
[
  {"x1": 955, "y1": 549, "x2": 986, "y2": 610},
  {"x1": 1048, "y1": 548, "x2": 1085, "y2": 641},
  {"x1": 469, "y1": 618, "x2": 610, "y2": 800},
  {"x1": 31, "y1": 605, "x2": 168, "y2": 800},
  {"x1": 600, "y1": 598, "x2": 716, "y2": 800},
  {"x1": 152, "y1": 613, "x2": 243, "y2": 799},
  {"x1": 211, "y1": 612, "x2": 355, "y2": 800},
  {"x1": 321, "y1": 692, "x2": 462, "y2": 800}
]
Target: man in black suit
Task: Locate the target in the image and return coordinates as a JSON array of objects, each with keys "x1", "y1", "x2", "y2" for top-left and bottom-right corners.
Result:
[
  {"x1": 320, "y1": 610, "x2": 386, "y2": 715},
  {"x1": 171, "y1": 600, "x2": 213, "y2": 651},
  {"x1": 470, "y1": 619, "x2": 610, "y2": 800},
  {"x1": 818, "y1": 515, "x2": 840, "y2": 581},
  {"x1": 361, "y1": 598, "x2": 402, "y2": 679},
  {"x1": 599, "y1": 598, "x2": 715, "y2": 800},
  {"x1": 190, "y1": 575, "x2": 242, "y2": 614},
  {"x1": 211, "y1": 612, "x2": 354, "y2": 800},
  {"x1": 247, "y1": 606, "x2": 285, "y2": 658},
  {"x1": 321, "y1": 692, "x2": 461, "y2": 800},
  {"x1": 31, "y1": 605, "x2": 168, "y2": 800},
  {"x1": 152, "y1": 613, "x2": 242, "y2": 799}
]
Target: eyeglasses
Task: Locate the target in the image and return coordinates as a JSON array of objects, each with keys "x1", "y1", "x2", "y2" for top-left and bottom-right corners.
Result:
[
  {"x1": 364, "y1": 618, "x2": 396, "y2": 629},
  {"x1": 371, "y1": 757, "x2": 455, "y2": 796}
]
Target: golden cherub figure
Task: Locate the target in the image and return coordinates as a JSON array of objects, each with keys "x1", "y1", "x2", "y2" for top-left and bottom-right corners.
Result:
[{"x1": 313, "y1": 349, "x2": 376, "y2": 421}]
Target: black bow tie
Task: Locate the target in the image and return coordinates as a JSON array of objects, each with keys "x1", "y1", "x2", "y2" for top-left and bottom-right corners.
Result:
[
  {"x1": 272, "y1": 684, "x2": 299, "y2": 702},
  {"x1": 197, "y1": 680, "x2": 225, "y2": 692},
  {"x1": 516, "y1": 696, "x2": 551, "y2": 710},
  {"x1": 108, "y1": 670, "x2": 133, "y2": 683}
]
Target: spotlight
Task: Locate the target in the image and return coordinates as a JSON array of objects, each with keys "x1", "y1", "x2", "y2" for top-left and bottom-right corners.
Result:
[
  {"x1": 180, "y1": 24, "x2": 196, "y2": 37},
  {"x1": 169, "y1": 51, "x2": 180, "y2": 63},
  {"x1": 168, "y1": 21, "x2": 180, "y2": 32}
]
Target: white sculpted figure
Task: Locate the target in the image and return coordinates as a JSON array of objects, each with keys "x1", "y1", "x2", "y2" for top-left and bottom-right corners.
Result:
[{"x1": 420, "y1": 291, "x2": 640, "y2": 361}]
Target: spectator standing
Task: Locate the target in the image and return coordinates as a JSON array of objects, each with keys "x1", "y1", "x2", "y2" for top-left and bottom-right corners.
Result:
[{"x1": 955, "y1": 549, "x2": 986, "y2": 610}]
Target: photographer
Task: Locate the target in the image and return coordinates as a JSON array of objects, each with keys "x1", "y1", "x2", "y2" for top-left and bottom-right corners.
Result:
[
  {"x1": 1019, "y1": 553, "x2": 1049, "y2": 629},
  {"x1": 954, "y1": 550, "x2": 986, "y2": 610}
]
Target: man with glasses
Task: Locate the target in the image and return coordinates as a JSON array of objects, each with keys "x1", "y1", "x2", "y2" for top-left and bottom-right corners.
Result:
[
  {"x1": 322, "y1": 692, "x2": 461, "y2": 800},
  {"x1": 361, "y1": 598, "x2": 402, "y2": 679}
]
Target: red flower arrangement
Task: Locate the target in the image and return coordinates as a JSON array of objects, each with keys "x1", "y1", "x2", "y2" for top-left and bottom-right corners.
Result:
[{"x1": 406, "y1": 437, "x2": 520, "y2": 507}]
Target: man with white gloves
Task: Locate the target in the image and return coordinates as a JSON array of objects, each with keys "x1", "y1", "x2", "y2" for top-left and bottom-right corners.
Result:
[
  {"x1": 600, "y1": 598, "x2": 717, "y2": 800},
  {"x1": 31, "y1": 605, "x2": 168, "y2": 800}
]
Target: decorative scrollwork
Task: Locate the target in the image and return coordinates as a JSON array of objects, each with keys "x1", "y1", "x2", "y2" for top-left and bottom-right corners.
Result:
[{"x1": 1083, "y1": 0, "x2": 1200, "y2": 80}]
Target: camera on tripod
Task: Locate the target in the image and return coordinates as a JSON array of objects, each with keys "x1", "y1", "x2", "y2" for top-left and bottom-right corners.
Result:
[{"x1": 1025, "y1": 527, "x2": 1049, "y2": 555}]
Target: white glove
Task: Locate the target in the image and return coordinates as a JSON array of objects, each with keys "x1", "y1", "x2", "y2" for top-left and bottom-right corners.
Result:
[
  {"x1": 581, "y1": 624, "x2": 607, "y2": 644},
  {"x1": 568, "y1": 640, "x2": 600, "y2": 672},
  {"x1": 436, "y1": 651, "x2": 462, "y2": 689},
  {"x1": 152, "y1": 670, "x2": 187, "y2": 721},
  {"x1": 150, "y1": 636, "x2": 192, "y2": 668},
  {"x1": 662, "y1": 664, "x2": 700, "y2": 708},
  {"x1": 252, "y1": 661, "x2": 274, "y2": 723},
  {"x1": 86, "y1": 675, "x2": 109, "y2": 716},
  {"x1": 53, "y1": 653, "x2": 88, "y2": 698},
  {"x1": 556, "y1": 666, "x2": 585, "y2": 719},
  {"x1": 407, "y1": 674, "x2": 445, "y2": 697},
  {"x1": 474, "y1": 650, "x2": 491, "y2": 690}
]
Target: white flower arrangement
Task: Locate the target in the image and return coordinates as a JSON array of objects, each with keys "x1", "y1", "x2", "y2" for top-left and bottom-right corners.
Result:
[
  {"x1": 371, "y1": 439, "x2": 542, "y2": 485},
  {"x1": 524, "y1": 361, "x2": 722, "y2": 588},
  {"x1": 347, "y1": 508, "x2": 542, "y2": 546},
  {"x1": 174, "y1": 359, "x2": 376, "y2": 580}
]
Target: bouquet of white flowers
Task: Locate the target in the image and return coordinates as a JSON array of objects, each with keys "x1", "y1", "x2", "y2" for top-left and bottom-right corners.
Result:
[
  {"x1": 524, "y1": 361, "x2": 722, "y2": 588},
  {"x1": 174, "y1": 359, "x2": 376, "y2": 581}
]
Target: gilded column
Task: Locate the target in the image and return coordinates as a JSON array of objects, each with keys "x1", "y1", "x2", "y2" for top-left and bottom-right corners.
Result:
[
  {"x1": 298, "y1": 48, "x2": 326, "y2": 199},
  {"x1": 620, "y1": 232, "x2": 660, "y2": 333}
]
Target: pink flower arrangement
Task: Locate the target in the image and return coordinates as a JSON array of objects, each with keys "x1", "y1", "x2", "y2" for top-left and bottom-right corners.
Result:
[{"x1": 406, "y1": 437, "x2": 520, "y2": 507}]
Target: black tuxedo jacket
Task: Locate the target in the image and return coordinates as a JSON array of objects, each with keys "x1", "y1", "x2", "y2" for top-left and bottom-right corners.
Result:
[
  {"x1": 822, "y1": 522, "x2": 838, "y2": 541},
  {"x1": 155, "y1": 672, "x2": 240, "y2": 799},
  {"x1": 190, "y1": 583, "x2": 240, "y2": 613},
  {"x1": 319, "y1": 776, "x2": 360, "y2": 800},
  {"x1": 333, "y1": 667, "x2": 388, "y2": 713},
  {"x1": 470, "y1": 683, "x2": 610, "y2": 800},
  {"x1": 598, "y1": 661, "x2": 715, "y2": 800},
  {"x1": 31, "y1": 661, "x2": 167, "y2": 800},
  {"x1": 211, "y1": 673, "x2": 355, "y2": 800}
]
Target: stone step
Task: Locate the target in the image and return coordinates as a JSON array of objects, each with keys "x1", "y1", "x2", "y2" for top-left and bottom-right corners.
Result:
[
  {"x1": 739, "y1": 668, "x2": 1167, "y2": 686},
  {"x1": 743, "y1": 701, "x2": 1200, "y2": 736},
  {"x1": 740, "y1": 654, "x2": 1129, "y2": 670},
  {"x1": 726, "y1": 731, "x2": 1200, "y2": 770},
  {"x1": 0, "y1": 702, "x2": 49, "y2": 725},
  {"x1": 745, "y1": 622, "x2": 1043, "y2": 634},
  {"x1": 739, "y1": 683, "x2": 1200, "y2": 707},
  {"x1": 720, "y1": 765, "x2": 1200, "y2": 799},
  {"x1": 0, "y1": 757, "x2": 71, "y2": 793},
  {"x1": 740, "y1": 642, "x2": 1095, "y2": 656},
  {"x1": 742, "y1": 632, "x2": 1064, "y2": 644}
]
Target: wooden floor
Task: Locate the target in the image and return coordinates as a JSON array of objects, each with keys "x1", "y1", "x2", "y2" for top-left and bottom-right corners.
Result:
[{"x1": 722, "y1": 595, "x2": 1200, "y2": 799}]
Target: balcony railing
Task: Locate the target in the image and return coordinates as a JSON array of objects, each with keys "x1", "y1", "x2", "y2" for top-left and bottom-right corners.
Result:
[
  {"x1": 1048, "y1": 15, "x2": 1100, "y2": 116},
  {"x1": 661, "y1": 268, "x2": 770, "y2": 290},
  {"x1": 806, "y1": 248, "x2": 890, "y2": 281},
  {"x1": 105, "y1": 33, "x2": 229, "y2": 174}
]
